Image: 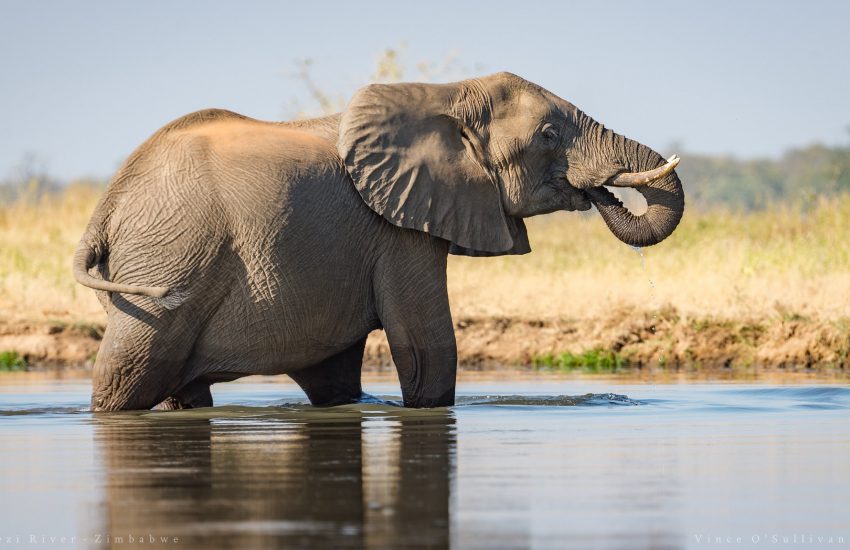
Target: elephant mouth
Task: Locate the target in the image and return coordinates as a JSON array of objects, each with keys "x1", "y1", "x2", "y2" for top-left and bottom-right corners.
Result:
[
  {"x1": 558, "y1": 178, "x2": 593, "y2": 211},
  {"x1": 575, "y1": 188, "x2": 593, "y2": 211}
]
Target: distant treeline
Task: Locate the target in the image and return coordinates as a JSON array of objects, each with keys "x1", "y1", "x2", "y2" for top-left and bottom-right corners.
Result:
[
  {"x1": 678, "y1": 143, "x2": 850, "y2": 211},
  {"x1": 2, "y1": 142, "x2": 849, "y2": 211},
  {"x1": 0, "y1": 173, "x2": 103, "y2": 204}
]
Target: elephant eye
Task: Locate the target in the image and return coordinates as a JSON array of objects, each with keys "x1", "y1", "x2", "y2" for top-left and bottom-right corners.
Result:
[{"x1": 540, "y1": 123, "x2": 559, "y2": 144}]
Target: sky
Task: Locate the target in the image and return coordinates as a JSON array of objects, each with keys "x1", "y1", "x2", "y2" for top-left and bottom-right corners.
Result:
[{"x1": 1, "y1": 0, "x2": 849, "y2": 181}]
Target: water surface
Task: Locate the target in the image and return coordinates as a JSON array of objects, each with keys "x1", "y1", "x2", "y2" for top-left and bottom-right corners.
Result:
[{"x1": 1, "y1": 378, "x2": 849, "y2": 548}]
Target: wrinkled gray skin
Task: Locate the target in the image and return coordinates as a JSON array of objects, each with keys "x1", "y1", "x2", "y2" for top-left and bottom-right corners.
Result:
[{"x1": 74, "y1": 72, "x2": 683, "y2": 411}]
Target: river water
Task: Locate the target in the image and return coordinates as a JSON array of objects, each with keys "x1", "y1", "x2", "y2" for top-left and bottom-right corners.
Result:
[{"x1": 1, "y1": 378, "x2": 849, "y2": 549}]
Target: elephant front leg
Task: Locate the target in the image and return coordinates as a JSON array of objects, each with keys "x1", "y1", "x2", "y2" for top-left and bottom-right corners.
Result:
[
  {"x1": 289, "y1": 337, "x2": 366, "y2": 406},
  {"x1": 377, "y1": 239, "x2": 457, "y2": 408},
  {"x1": 388, "y1": 337, "x2": 457, "y2": 408}
]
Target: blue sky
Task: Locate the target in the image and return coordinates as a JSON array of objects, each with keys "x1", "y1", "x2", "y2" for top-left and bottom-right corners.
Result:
[{"x1": 2, "y1": 0, "x2": 849, "y2": 181}]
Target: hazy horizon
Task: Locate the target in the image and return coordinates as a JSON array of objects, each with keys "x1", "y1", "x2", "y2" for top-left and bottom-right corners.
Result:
[{"x1": 2, "y1": 0, "x2": 849, "y2": 181}]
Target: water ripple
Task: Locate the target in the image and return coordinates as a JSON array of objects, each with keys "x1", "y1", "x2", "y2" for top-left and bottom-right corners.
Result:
[{"x1": 455, "y1": 393, "x2": 640, "y2": 407}]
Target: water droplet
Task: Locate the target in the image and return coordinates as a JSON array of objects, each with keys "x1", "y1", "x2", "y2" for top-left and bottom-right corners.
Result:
[{"x1": 631, "y1": 246, "x2": 658, "y2": 332}]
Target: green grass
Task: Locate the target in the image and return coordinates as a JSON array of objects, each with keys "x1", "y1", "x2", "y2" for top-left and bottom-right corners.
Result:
[
  {"x1": 0, "y1": 351, "x2": 27, "y2": 372},
  {"x1": 532, "y1": 348, "x2": 628, "y2": 373}
]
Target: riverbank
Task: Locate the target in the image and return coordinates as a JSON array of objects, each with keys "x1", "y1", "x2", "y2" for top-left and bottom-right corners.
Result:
[{"x1": 2, "y1": 308, "x2": 847, "y2": 376}]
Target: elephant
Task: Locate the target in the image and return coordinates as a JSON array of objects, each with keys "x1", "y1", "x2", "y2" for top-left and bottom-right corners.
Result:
[{"x1": 73, "y1": 72, "x2": 684, "y2": 411}]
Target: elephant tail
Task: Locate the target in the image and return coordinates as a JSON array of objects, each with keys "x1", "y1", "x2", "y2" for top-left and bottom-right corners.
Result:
[{"x1": 73, "y1": 237, "x2": 171, "y2": 299}]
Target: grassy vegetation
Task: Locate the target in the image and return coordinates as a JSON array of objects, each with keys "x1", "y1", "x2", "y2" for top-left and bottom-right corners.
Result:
[
  {"x1": 448, "y1": 194, "x2": 850, "y2": 323},
  {"x1": 0, "y1": 181, "x2": 106, "y2": 322},
  {"x1": 532, "y1": 349, "x2": 628, "y2": 373},
  {"x1": 1, "y1": 181, "x2": 850, "y2": 326},
  {"x1": 0, "y1": 351, "x2": 27, "y2": 371}
]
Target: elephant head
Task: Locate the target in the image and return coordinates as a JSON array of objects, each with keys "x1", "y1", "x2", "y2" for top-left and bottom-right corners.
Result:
[{"x1": 338, "y1": 72, "x2": 684, "y2": 255}]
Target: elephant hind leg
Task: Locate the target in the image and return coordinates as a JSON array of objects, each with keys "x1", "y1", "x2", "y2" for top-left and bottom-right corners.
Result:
[
  {"x1": 91, "y1": 295, "x2": 204, "y2": 411},
  {"x1": 289, "y1": 337, "x2": 366, "y2": 406},
  {"x1": 155, "y1": 379, "x2": 213, "y2": 410}
]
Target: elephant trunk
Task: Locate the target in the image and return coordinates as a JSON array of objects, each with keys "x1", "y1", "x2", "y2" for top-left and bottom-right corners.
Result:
[{"x1": 585, "y1": 129, "x2": 685, "y2": 248}]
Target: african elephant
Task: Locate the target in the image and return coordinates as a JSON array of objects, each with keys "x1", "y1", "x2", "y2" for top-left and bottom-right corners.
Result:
[{"x1": 73, "y1": 72, "x2": 683, "y2": 411}]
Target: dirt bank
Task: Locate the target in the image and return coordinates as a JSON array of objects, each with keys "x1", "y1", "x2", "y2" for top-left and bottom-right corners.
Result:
[
  {"x1": 366, "y1": 307, "x2": 850, "y2": 375},
  {"x1": 2, "y1": 307, "x2": 849, "y2": 375}
]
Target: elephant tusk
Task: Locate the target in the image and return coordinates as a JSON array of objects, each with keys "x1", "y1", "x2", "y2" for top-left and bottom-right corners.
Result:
[{"x1": 607, "y1": 155, "x2": 680, "y2": 187}]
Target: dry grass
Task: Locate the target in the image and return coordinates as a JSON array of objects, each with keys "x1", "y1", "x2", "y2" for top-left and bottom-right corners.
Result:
[
  {"x1": 2, "y1": 186, "x2": 849, "y2": 325},
  {"x1": 450, "y1": 196, "x2": 850, "y2": 322},
  {"x1": 0, "y1": 183, "x2": 105, "y2": 323}
]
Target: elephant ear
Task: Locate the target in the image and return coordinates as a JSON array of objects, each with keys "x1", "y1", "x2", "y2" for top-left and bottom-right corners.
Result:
[
  {"x1": 448, "y1": 216, "x2": 530, "y2": 256},
  {"x1": 338, "y1": 81, "x2": 529, "y2": 255}
]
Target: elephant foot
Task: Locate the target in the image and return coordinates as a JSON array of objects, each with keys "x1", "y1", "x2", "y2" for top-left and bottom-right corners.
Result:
[
  {"x1": 155, "y1": 397, "x2": 189, "y2": 410},
  {"x1": 155, "y1": 380, "x2": 213, "y2": 410}
]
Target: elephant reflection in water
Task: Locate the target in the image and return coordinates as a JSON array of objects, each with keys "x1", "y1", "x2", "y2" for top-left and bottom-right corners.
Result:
[{"x1": 90, "y1": 411, "x2": 454, "y2": 548}]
